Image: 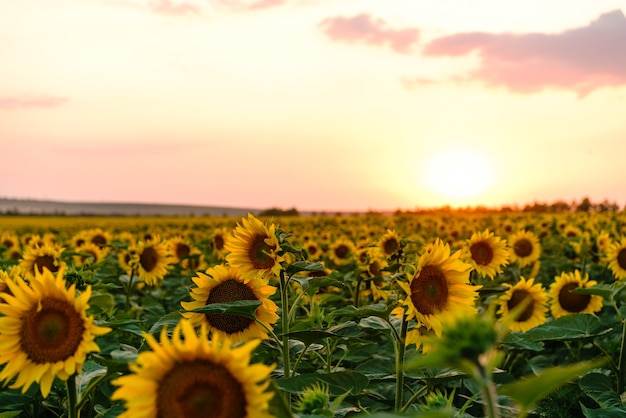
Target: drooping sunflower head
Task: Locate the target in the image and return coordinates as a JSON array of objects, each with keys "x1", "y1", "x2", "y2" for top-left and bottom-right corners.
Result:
[
  {"x1": 548, "y1": 270, "x2": 603, "y2": 318},
  {"x1": 0, "y1": 270, "x2": 111, "y2": 397},
  {"x1": 398, "y1": 238, "x2": 480, "y2": 336},
  {"x1": 607, "y1": 238, "x2": 626, "y2": 280},
  {"x1": 181, "y1": 264, "x2": 278, "y2": 343},
  {"x1": 225, "y1": 214, "x2": 283, "y2": 281},
  {"x1": 463, "y1": 229, "x2": 510, "y2": 279},
  {"x1": 508, "y1": 230, "x2": 541, "y2": 268},
  {"x1": 497, "y1": 276, "x2": 547, "y2": 333},
  {"x1": 128, "y1": 236, "x2": 174, "y2": 286},
  {"x1": 19, "y1": 242, "x2": 67, "y2": 280},
  {"x1": 111, "y1": 319, "x2": 275, "y2": 418}
]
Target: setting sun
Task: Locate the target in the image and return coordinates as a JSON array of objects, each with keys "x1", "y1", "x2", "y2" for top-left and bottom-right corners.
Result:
[{"x1": 425, "y1": 147, "x2": 495, "y2": 205}]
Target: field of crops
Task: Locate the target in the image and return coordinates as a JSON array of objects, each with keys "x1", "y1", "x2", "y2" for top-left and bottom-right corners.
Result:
[{"x1": 1, "y1": 211, "x2": 625, "y2": 418}]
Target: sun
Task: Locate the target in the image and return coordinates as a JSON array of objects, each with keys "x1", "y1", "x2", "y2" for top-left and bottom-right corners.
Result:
[{"x1": 425, "y1": 147, "x2": 494, "y2": 204}]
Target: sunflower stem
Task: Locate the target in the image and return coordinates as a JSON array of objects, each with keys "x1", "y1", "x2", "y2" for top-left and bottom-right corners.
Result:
[
  {"x1": 67, "y1": 374, "x2": 78, "y2": 418},
  {"x1": 354, "y1": 276, "x2": 364, "y2": 307},
  {"x1": 394, "y1": 310, "x2": 408, "y2": 414},
  {"x1": 474, "y1": 363, "x2": 500, "y2": 418},
  {"x1": 125, "y1": 268, "x2": 136, "y2": 311},
  {"x1": 618, "y1": 317, "x2": 626, "y2": 392},
  {"x1": 279, "y1": 270, "x2": 292, "y2": 411}
]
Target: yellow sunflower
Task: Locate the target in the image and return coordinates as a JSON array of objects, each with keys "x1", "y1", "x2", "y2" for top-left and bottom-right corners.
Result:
[
  {"x1": 398, "y1": 238, "x2": 480, "y2": 336},
  {"x1": 111, "y1": 319, "x2": 274, "y2": 418},
  {"x1": 19, "y1": 242, "x2": 67, "y2": 280},
  {"x1": 180, "y1": 247, "x2": 209, "y2": 273},
  {"x1": 0, "y1": 231, "x2": 19, "y2": 252},
  {"x1": 463, "y1": 229, "x2": 510, "y2": 279},
  {"x1": 508, "y1": 230, "x2": 541, "y2": 268},
  {"x1": 327, "y1": 237, "x2": 357, "y2": 267},
  {"x1": 128, "y1": 236, "x2": 174, "y2": 286},
  {"x1": 72, "y1": 242, "x2": 107, "y2": 267},
  {"x1": 225, "y1": 214, "x2": 283, "y2": 281},
  {"x1": 168, "y1": 236, "x2": 193, "y2": 264},
  {"x1": 607, "y1": 238, "x2": 626, "y2": 280},
  {"x1": 211, "y1": 227, "x2": 231, "y2": 260},
  {"x1": 548, "y1": 270, "x2": 603, "y2": 318},
  {"x1": 377, "y1": 229, "x2": 402, "y2": 258},
  {"x1": 497, "y1": 276, "x2": 547, "y2": 333},
  {"x1": 0, "y1": 270, "x2": 110, "y2": 397},
  {"x1": 181, "y1": 264, "x2": 278, "y2": 343}
]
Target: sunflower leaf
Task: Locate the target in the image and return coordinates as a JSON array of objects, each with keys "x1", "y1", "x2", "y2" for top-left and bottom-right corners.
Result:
[
  {"x1": 579, "y1": 372, "x2": 623, "y2": 408},
  {"x1": 276, "y1": 371, "x2": 369, "y2": 396},
  {"x1": 185, "y1": 299, "x2": 262, "y2": 317},
  {"x1": 286, "y1": 260, "x2": 327, "y2": 276},
  {"x1": 522, "y1": 314, "x2": 612, "y2": 341}
]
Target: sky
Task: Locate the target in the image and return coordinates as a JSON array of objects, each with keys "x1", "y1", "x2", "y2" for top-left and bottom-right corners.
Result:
[{"x1": 1, "y1": 0, "x2": 626, "y2": 212}]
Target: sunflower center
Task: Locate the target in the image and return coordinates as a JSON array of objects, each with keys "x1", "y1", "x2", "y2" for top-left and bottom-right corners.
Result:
[
  {"x1": 334, "y1": 245, "x2": 349, "y2": 259},
  {"x1": 20, "y1": 298, "x2": 85, "y2": 364},
  {"x1": 140, "y1": 247, "x2": 159, "y2": 272},
  {"x1": 205, "y1": 279, "x2": 257, "y2": 334},
  {"x1": 157, "y1": 360, "x2": 247, "y2": 418},
  {"x1": 410, "y1": 265, "x2": 449, "y2": 316},
  {"x1": 618, "y1": 248, "x2": 626, "y2": 270},
  {"x1": 558, "y1": 282, "x2": 591, "y2": 313},
  {"x1": 470, "y1": 241, "x2": 494, "y2": 266},
  {"x1": 507, "y1": 289, "x2": 534, "y2": 322},
  {"x1": 214, "y1": 235, "x2": 225, "y2": 251},
  {"x1": 91, "y1": 234, "x2": 107, "y2": 247},
  {"x1": 513, "y1": 239, "x2": 533, "y2": 258},
  {"x1": 383, "y1": 238, "x2": 399, "y2": 255},
  {"x1": 34, "y1": 255, "x2": 59, "y2": 274},
  {"x1": 248, "y1": 235, "x2": 275, "y2": 270},
  {"x1": 175, "y1": 243, "x2": 191, "y2": 260}
]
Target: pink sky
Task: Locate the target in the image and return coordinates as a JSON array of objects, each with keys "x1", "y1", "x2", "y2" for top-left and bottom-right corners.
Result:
[{"x1": 1, "y1": 1, "x2": 626, "y2": 212}]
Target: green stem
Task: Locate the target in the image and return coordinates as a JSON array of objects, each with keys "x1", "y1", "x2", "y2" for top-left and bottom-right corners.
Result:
[
  {"x1": 618, "y1": 318, "x2": 626, "y2": 392},
  {"x1": 279, "y1": 270, "x2": 292, "y2": 411},
  {"x1": 125, "y1": 268, "x2": 136, "y2": 311},
  {"x1": 67, "y1": 374, "x2": 78, "y2": 418},
  {"x1": 394, "y1": 311, "x2": 408, "y2": 414},
  {"x1": 475, "y1": 365, "x2": 500, "y2": 418},
  {"x1": 354, "y1": 276, "x2": 364, "y2": 307},
  {"x1": 401, "y1": 384, "x2": 429, "y2": 413}
]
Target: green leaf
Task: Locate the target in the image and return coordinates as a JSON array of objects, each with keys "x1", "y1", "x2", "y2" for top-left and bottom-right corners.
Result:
[
  {"x1": 326, "y1": 303, "x2": 392, "y2": 321},
  {"x1": 359, "y1": 316, "x2": 393, "y2": 331},
  {"x1": 88, "y1": 291, "x2": 115, "y2": 317},
  {"x1": 268, "y1": 380, "x2": 293, "y2": 418},
  {"x1": 285, "y1": 330, "x2": 337, "y2": 346},
  {"x1": 500, "y1": 359, "x2": 605, "y2": 414},
  {"x1": 579, "y1": 372, "x2": 623, "y2": 408},
  {"x1": 185, "y1": 300, "x2": 262, "y2": 317},
  {"x1": 286, "y1": 260, "x2": 327, "y2": 276},
  {"x1": 275, "y1": 371, "x2": 369, "y2": 396},
  {"x1": 0, "y1": 390, "x2": 34, "y2": 411},
  {"x1": 580, "y1": 404, "x2": 626, "y2": 417},
  {"x1": 0, "y1": 412, "x2": 22, "y2": 418},
  {"x1": 501, "y1": 332, "x2": 544, "y2": 352},
  {"x1": 573, "y1": 282, "x2": 626, "y2": 302},
  {"x1": 147, "y1": 311, "x2": 184, "y2": 336},
  {"x1": 292, "y1": 276, "x2": 344, "y2": 296},
  {"x1": 522, "y1": 314, "x2": 611, "y2": 341}
]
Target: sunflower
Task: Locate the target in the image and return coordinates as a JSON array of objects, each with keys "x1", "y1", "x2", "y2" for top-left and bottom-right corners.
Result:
[
  {"x1": 72, "y1": 242, "x2": 107, "y2": 267},
  {"x1": 607, "y1": 238, "x2": 626, "y2": 280},
  {"x1": 211, "y1": 227, "x2": 231, "y2": 260},
  {"x1": 167, "y1": 236, "x2": 194, "y2": 265},
  {"x1": 327, "y1": 237, "x2": 357, "y2": 267},
  {"x1": 303, "y1": 239, "x2": 323, "y2": 261},
  {"x1": 180, "y1": 247, "x2": 209, "y2": 273},
  {"x1": 0, "y1": 231, "x2": 19, "y2": 252},
  {"x1": 181, "y1": 264, "x2": 278, "y2": 343},
  {"x1": 128, "y1": 236, "x2": 173, "y2": 286},
  {"x1": 463, "y1": 229, "x2": 510, "y2": 279},
  {"x1": 0, "y1": 270, "x2": 110, "y2": 397},
  {"x1": 111, "y1": 319, "x2": 274, "y2": 418},
  {"x1": 377, "y1": 229, "x2": 402, "y2": 258},
  {"x1": 398, "y1": 238, "x2": 480, "y2": 336},
  {"x1": 508, "y1": 230, "x2": 541, "y2": 268},
  {"x1": 225, "y1": 214, "x2": 283, "y2": 281},
  {"x1": 497, "y1": 276, "x2": 547, "y2": 332},
  {"x1": 548, "y1": 270, "x2": 603, "y2": 318},
  {"x1": 19, "y1": 242, "x2": 67, "y2": 280}
]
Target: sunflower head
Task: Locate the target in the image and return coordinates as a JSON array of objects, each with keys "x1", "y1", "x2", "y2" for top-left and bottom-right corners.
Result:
[
  {"x1": 19, "y1": 242, "x2": 67, "y2": 280},
  {"x1": 0, "y1": 269, "x2": 110, "y2": 397},
  {"x1": 497, "y1": 276, "x2": 547, "y2": 333},
  {"x1": 548, "y1": 270, "x2": 603, "y2": 318},
  {"x1": 509, "y1": 230, "x2": 541, "y2": 268},
  {"x1": 111, "y1": 319, "x2": 275, "y2": 418},
  {"x1": 463, "y1": 229, "x2": 510, "y2": 279},
  {"x1": 607, "y1": 239, "x2": 626, "y2": 280}
]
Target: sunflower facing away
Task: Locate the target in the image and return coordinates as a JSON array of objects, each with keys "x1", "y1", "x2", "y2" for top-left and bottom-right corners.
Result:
[
  {"x1": 398, "y1": 238, "x2": 481, "y2": 336},
  {"x1": 548, "y1": 270, "x2": 603, "y2": 318},
  {"x1": 0, "y1": 270, "x2": 110, "y2": 397},
  {"x1": 462, "y1": 229, "x2": 510, "y2": 280},
  {"x1": 497, "y1": 276, "x2": 547, "y2": 333},
  {"x1": 111, "y1": 319, "x2": 275, "y2": 418},
  {"x1": 508, "y1": 230, "x2": 541, "y2": 268},
  {"x1": 607, "y1": 238, "x2": 626, "y2": 280},
  {"x1": 225, "y1": 214, "x2": 283, "y2": 281},
  {"x1": 181, "y1": 264, "x2": 279, "y2": 343}
]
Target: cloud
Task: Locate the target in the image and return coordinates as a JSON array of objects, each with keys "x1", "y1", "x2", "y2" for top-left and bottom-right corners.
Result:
[
  {"x1": 0, "y1": 96, "x2": 68, "y2": 110},
  {"x1": 423, "y1": 10, "x2": 626, "y2": 96},
  {"x1": 149, "y1": 0, "x2": 201, "y2": 15},
  {"x1": 212, "y1": 0, "x2": 287, "y2": 11},
  {"x1": 319, "y1": 14, "x2": 419, "y2": 54}
]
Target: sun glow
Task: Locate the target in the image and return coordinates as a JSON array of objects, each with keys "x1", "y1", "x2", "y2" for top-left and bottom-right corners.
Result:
[{"x1": 425, "y1": 147, "x2": 495, "y2": 205}]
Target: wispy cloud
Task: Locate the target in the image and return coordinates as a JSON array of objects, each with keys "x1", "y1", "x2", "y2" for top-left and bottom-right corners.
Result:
[
  {"x1": 423, "y1": 10, "x2": 626, "y2": 96},
  {"x1": 319, "y1": 14, "x2": 419, "y2": 54},
  {"x1": 0, "y1": 96, "x2": 68, "y2": 110},
  {"x1": 149, "y1": 0, "x2": 201, "y2": 15}
]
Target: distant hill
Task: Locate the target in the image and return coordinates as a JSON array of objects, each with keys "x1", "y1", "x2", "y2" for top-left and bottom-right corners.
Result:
[{"x1": 0, "y1": 198, "x2": 261, "y2": 217}]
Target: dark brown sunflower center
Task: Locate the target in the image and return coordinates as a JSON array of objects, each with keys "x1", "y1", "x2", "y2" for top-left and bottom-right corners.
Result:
[
  {"x1": 470, "y1": 241, "x2": 494, "y2": 266},
  {"x1": 307, "y1": 244, "x2": 318, "y2": 256},
  {"x1": 175, "y1": 243, "x2": 191, "y2": 260},
  {"x1": 558, "y1": 282, "x2": 591, "y2": 313},
  {"x1": 383, "y1": 238, "x2": 399, "y2": 255},
  {"x1": 513, "y1": 238, "x2": 533, "y2": 258},
  {"x1": 157, "y1": 360, "x2": 247, "y2": 418},
  {"x1": 410, "y1": 265, "x2": 449, "y2": 316},
  {"x1": 2, "y1": 239, "x2": 14, "y2": 248},
  {"x1": 205, "y1": 279, "x2": 257, "y2": 334},
  {"x1": 34, "y1": 255, "x2": 59, "y2": 274},
  {"x1": 248, "y1": 235, "x2": 275, "y2": 270},
  {"x1": 20, "y1": 297, "x2": 85, "y2": 364},
  {"x1": 213, "y1": 235, "x2": 225, "y2": 251},
  {"x1": 618, "y1": 248, "x2": 626, "y2": 270},
  {"x1": 334, "y1": 244, "x2": 349, "y2": 259},
  {"x1": 507, "y1": 289, "x2": 534, "y2": 322},
  {"x1": 140, "y1": 247, "x2": 159, "y2": 272},
  {"x1": 91, "y1": 234, "x2": 107, "y2": 247}
]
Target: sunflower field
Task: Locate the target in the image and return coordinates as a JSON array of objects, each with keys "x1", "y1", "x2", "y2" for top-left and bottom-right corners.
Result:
[{"x1": 0, "y1": 210, "x2": 626, "y2": 417}]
